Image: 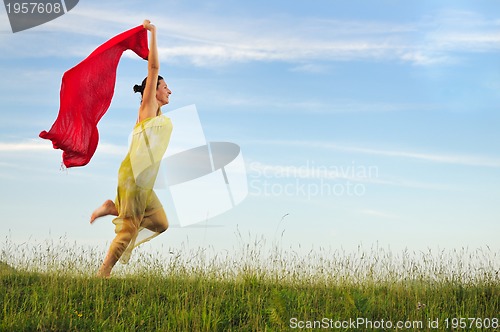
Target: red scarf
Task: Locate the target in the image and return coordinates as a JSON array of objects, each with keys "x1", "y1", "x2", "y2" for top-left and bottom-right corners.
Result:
[{"x1": 40, "y1": 25, "x2": 149, "y2": 167}]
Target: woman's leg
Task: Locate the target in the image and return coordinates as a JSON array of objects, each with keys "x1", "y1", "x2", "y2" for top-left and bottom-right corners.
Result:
[
  {"x1": 141, "y1": 191, "x2": 168, "y2": 233},
  {"x1": 97, "y1": 218, "x2": 137, "y2": 277},
  {"x1": 141, "y1": 208, "x2": 169, "y2": 233},
  {"x1": 90, "y1": 199, "x2": 118, "y2": 224}
]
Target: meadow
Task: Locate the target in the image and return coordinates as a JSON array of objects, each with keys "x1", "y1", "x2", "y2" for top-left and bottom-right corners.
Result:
[{"x1": 1, "y1": 235, "x2": 498, "y2": 331}]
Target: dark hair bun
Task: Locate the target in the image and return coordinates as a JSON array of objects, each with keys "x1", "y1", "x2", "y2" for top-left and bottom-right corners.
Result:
[{"x1": 133, "y1": 84, "x2": 143, "y2": 93}]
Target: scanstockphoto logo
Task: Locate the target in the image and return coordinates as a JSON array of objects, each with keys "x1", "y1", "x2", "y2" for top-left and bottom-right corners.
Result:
[
  {"x1": 4, "y1": 0, "x2": 79, "y2": 33},
  {"x1": 130, "y1": 105, "x2": 248, "y2": 228},
  {"x1": 248, "y1": 160, "x2": 379, "y2": 199}
]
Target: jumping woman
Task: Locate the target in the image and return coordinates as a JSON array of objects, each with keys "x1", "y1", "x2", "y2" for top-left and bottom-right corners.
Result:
[{"x1": 90, "y1": 20, "x2": 173, "y2": 277}]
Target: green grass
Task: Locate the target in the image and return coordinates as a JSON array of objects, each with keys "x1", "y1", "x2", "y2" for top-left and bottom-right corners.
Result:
[{"x1": 1, "y1": 237, "x2": 499, "y2": 331}]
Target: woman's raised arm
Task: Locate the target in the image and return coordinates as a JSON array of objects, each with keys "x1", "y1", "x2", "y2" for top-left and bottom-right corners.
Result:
[{"x1": 139, "y1": 20, "x2": 160, "y2": 122}]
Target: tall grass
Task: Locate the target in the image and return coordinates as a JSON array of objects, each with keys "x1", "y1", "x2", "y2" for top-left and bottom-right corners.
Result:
[{"x1": 1, "y1": 234, "x2": 499, "y2": 331}]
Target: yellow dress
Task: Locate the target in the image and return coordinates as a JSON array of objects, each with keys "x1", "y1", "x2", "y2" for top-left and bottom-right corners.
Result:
[{"x1": 112, "y1": 114, "x2": 173, "y2": 264}]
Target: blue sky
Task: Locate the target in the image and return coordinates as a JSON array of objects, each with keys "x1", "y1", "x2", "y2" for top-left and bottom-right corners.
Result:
[{"x1": 1, "y1": 0, "x2": 499, "y2": 259}]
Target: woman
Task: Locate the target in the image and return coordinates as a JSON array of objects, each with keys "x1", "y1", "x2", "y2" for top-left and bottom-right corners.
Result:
[{"x1": 90, "y1": 20, "x2": 173, "y2": 277}]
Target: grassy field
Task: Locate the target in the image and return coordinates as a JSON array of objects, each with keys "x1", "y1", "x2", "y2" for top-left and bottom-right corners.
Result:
[{"x1": 1, "y1": 237, "x2": 498, "y2": 331}]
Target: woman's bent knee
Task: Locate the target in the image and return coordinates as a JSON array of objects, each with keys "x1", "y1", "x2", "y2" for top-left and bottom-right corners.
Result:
[
  {"x1": 143, "y1": 209, "x2": 169, "y2": 233},
  {"x1": 159, "y1": 220, "x2": 168, "y2": 233}
]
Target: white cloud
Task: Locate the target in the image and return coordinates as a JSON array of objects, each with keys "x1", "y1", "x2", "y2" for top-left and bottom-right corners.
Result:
[
  {"x1": 147, "y1": 10, "x2": 500, "y2": 66},
  {"x1": 0, "y1": 140, "x2": 51, "y2": 151},
  {"x1": 324, "y1": 144, "x2": 500, "y2": 168},
  {"x1": 360, "y1": 209, "x2": 400, "y2": 220},
  {"x1": 2, "y1": 5, "x2": 498, "y2": 67},
  {"x1": 289, "y1": 63, "x2": 332, "y2": 74},
  {"x1": 249, "y1": 139, "x2": 500, "y2": 168},
  {"x1": 399, "y1": 51, "x2": 451, "y2": 66},
  {"x1": 203, "y1": 92, "x2": 446, "y2": 114},
  {"x1": 0, "y1": 139, "x2": 127, "y2": 157}
]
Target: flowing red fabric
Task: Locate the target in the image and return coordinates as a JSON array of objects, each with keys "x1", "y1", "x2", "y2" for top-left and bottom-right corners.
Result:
[{"x1": 39, "y1": 25, "x2": 149, "y2": 168}]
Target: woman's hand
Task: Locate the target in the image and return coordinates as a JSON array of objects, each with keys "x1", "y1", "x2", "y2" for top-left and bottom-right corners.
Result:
[{"x1": 143, "y1": 19, "x2": 156, "y2": 32}]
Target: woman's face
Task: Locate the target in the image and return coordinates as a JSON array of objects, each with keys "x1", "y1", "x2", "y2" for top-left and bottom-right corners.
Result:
[{"x1": 156, "y1": 80, "x2": 172, "y2": 106}]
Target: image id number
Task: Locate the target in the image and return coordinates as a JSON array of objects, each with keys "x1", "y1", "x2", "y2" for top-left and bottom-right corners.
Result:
[
  {"x1": 444, "y1": 317, "x2": 499, "y2": 329},
  {"x1": 6, "y1": 2, "x2": 62, "y2": 14}
]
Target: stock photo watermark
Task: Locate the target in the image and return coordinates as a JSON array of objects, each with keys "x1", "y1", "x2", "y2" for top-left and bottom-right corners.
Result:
[
  {"x1": 3, "y1": 0, "x2": 79, "y2": 33},
  {"x1": 248, "y1": 160, "x2": 379, "y2": 199},
  {"x1": 132, "y1": 105, "x2": 248, "y2": 228},
  {"x1": 289, "y1": 316, "x2": 499, "y2": 330}
]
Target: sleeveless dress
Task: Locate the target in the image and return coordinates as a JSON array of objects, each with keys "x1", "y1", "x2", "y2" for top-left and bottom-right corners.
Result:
[{"x1": 112, "y1": 114, "x2": 173, "y2": 264}]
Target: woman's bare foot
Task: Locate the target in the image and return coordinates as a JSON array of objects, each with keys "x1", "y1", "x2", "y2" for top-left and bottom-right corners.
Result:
[
  {"x1": 96, "y1": 265, "x2": 112, "y2": 278},
  {"x1": 90, "y1": 200, "x2": 118, "y2": 224}
]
